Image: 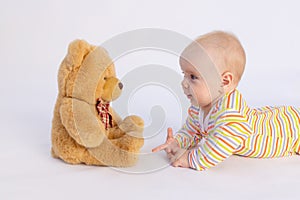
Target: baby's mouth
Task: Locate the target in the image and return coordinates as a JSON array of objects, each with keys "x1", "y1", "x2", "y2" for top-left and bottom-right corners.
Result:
[{"x1": 187, "y1": 94, "x2": 193, "y2": 99}]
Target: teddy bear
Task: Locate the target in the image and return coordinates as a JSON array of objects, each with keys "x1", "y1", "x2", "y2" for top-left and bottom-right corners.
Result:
[{"x1": 51, "y1": 39, "x2": 144, "y2": 167}]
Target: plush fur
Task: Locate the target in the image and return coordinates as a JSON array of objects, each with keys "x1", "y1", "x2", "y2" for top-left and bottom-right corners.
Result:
[{"x1": 51, "y1": 40, "x2": 144, "y2": 167}]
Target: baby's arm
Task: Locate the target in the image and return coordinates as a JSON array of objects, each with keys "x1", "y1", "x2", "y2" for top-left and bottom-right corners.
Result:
[
  {"x1": 189, "y1": 110, "x2": 252, "y2": 171},
  {"x1": 152, "y1": 106, "x2": 202, "y2": 168},
  {"x1": 175, "y1": 106, "x2": 202, "y2": 149}
]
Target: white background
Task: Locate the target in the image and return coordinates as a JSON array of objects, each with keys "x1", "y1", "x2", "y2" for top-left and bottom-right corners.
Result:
[{"x1": 1, "y1": 0, "x2": 300, "y2": 199}]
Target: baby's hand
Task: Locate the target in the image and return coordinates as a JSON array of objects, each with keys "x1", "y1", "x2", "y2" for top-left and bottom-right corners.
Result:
[
  {"x1": 171, "y1": 150, "x2": 190, "y2": 168},
  {"x1": 152, "y1": 128, "x2": 190, "y2": 168},
  {"x1": 152, "y1": 127, "x2": 180, "y2": 154}
]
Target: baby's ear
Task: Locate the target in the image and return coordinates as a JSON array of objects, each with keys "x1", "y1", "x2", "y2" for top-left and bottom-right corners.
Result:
[{"x1": 221, "y1": 72, "x2": 233, "y2": 86}]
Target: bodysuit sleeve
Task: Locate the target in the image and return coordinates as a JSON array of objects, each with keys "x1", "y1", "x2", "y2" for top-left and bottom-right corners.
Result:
[
  {"x1": 175, "y1": 106, "x2": 202, "y2": 149},
  {"x1": 188, "y1": 109, "x2": 253, "y2": 171}
]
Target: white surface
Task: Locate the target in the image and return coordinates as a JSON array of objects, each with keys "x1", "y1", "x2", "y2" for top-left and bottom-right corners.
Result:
[{"x1": 1, "y1": 0, "x2": 300, "y2": 199}]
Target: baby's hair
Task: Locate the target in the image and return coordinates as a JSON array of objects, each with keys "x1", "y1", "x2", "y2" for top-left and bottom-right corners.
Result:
[{"x1": 195, "y1": 31, "x2": 246, "y2": 83}]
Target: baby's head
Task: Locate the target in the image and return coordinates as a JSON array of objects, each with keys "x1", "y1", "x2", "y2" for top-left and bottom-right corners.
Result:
[{"x1": 180, "y1": 31, "x2": 246, "y2": 109}]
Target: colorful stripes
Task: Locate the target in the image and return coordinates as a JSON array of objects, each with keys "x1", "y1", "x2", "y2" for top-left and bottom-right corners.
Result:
[
  {"x1": 176, "y1": 89, "x2": 300, "y2": 171},
  {"x1": 175, "y1": 106, "x2": 202, "y2": 149}
]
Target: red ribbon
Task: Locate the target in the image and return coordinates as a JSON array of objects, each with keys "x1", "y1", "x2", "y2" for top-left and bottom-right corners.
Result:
[{"x1": 96, "y1": 99, "x2": 113, "y2": 130}]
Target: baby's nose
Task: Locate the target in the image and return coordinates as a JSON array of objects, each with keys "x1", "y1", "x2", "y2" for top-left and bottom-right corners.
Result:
[{"x1": 181, "y1": 79, "x2": 189, "y2": 88}]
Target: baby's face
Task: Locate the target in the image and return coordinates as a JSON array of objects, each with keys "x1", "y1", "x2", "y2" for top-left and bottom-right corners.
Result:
[
  {"x1": 180, "y1": 42, "x2": 225, "y2": 110},
  {"x1": 180, "y1": 57, "x2": 212, "y2": 108}
]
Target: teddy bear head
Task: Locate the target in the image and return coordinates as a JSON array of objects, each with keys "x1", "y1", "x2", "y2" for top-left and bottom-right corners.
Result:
[
  {"x1": 95, "y1": 70, "x2": 123, "y2": 103},
  {"x1": 59, "y1": 40, "x2": 123, "y2": 105}
]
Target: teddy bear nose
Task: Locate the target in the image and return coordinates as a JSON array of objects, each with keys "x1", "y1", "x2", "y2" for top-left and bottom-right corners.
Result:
[{"x1": 119, "y1": 82, "x2": 123, "y2": 90}]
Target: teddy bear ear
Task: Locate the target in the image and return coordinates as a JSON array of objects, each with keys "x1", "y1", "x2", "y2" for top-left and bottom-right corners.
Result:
[
  {"x1": 72, "y1": 46, "x2": 114, "y2": 105},
  {"x1": 58, "y1": 40, "x2": 95, "y2": 97}
]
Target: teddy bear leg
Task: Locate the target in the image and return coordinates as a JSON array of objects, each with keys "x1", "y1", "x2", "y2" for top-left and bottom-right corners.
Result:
[
  {"x1": 118, "y1": 115, "x2": 144, "y2": 137},
  {"x1": 88, "y1": 136, "x2": 143, "y2": 167},
  {"x1": 51, "y1": 147, "x2": 59, "y2": 158},
  {"x1": 107, "y1": 127, "x2": 125, "y2": 139},
  {"x1": 111, "y1": 134, "x2": 144, "y2": 153},
  {"x1": 52, "y1": 121, "x2": 103, "y2": 165},
  {"x1": 52, "y1": 128, "x2": 83, "y2": 164},
  {"x1": 104, "y1": 115, "x2": 144, "y2": 150},
  {"x1": 79, "y1": 149, "x2": 104, "y2": 166},
  {"x1": 111, "y1": 134, "x2": 144, "y2": 166},
  {"x1": 113, "y1": 115, "x2": 145, "y2": 153}
]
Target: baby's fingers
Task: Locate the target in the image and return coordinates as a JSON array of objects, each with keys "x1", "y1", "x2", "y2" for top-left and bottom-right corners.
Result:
[
  {"x1": 152, "y1": 143, "x2": 168, "y2": 152},
  {"x1": 167, "y1": 127, "x2": 174, "y2": 140}
]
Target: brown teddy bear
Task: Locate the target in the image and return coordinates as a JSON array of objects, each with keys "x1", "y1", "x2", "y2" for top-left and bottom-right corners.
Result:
[{"x1": 51, "y1": 40, "x2": 144, "y2": 167}]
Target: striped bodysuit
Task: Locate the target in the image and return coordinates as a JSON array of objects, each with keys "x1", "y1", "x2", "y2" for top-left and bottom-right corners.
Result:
[{"x1": 175, "y1": 89, "x2": 300, "y2": 171}]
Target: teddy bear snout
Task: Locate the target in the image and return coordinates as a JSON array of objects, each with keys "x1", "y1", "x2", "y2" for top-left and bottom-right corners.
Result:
[{"x1": 119, "y1": 82, "x2": 123, "y2": 90}]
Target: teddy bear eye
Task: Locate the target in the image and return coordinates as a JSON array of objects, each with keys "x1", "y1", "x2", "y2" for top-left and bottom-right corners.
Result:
[{"x1": 104, "y1": 77, "x2": 107, "y2": 80}]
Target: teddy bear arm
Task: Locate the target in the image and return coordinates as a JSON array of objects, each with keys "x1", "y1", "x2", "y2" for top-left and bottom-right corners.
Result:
[
  {"x1": 60, "y1": 97, "x2": 105, "y2": 148},
  {"x1": 109, "y1": 107, "x2": 122, "y2": 126}
]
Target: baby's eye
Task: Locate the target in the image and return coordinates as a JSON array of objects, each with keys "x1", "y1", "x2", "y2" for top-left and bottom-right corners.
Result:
[{"x1": 190, "y1": 74, "x2": 198, "y2": 80}]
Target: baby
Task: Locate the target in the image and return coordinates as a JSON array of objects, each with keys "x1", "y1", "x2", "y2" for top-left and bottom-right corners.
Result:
[{"x1": 152, "y1": 31, "x2": 300, "y2": 171}]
